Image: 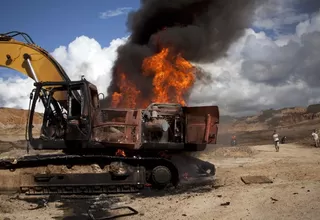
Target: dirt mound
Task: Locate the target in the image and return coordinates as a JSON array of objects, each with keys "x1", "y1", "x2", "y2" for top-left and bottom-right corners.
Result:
[
  {"x1": 211, "y1": 146, "x2": 254, "y2": 158},
  {"x1": 196, "y1": 146, "x2": 255, "y2": 159},
  {"x1": 0, "y1": 108, "x2": 42, "y2": 139},
  {"x1": 0, "y1": 140, "x2": 27, "y2": 154},
  {"x1": 0, "y1": 107, "x2": 42, "y2": 126}
]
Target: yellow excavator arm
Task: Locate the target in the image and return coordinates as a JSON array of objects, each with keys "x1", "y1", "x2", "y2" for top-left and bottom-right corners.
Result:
[{"x1": 0, "y1": 31, "x2": 70, "y2": 102}]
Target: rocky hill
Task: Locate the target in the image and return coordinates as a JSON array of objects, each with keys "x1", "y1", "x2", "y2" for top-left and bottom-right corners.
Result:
[
  {"x1": 219, "y1": 104, "x2": 320, "y2": 133},
  {"x1": 0, "y1": 107, "x2": 42, "y2": 140}
]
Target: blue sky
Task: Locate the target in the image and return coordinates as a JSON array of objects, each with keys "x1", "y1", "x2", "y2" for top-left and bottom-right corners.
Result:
[
  {"x1": 0, "y1": 0, "x2": 320, "y2": 115},
  {"x1": 0, "y1": 0, "x2": 140, "y2": 79},
  {"x1": 0, "y1": 0, "x2": 310, "y2": 81},
  {"x1": 0, "y1": 0, "x2": 139, "y2": 52},
  {"x1": 0, "y1": 0, "x2": 277, "y2": 80},
  {"x1": 1, "y1": 0, "x2": 314, "y2": 53}
]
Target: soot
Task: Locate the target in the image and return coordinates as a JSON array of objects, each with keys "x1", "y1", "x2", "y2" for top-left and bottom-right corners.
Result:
[{"x1": 104, "y1": 0, "x2": 259, "y2": 107}]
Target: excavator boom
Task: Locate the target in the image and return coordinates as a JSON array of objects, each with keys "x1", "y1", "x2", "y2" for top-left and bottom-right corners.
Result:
[{"x1": 0, "y1": 31, "x2": 71, "y2": 102}]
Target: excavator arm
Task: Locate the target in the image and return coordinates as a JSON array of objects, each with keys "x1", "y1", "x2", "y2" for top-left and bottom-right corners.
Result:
[{"x1": 0, "y1": 31, "x2": 72, "y2": 103}]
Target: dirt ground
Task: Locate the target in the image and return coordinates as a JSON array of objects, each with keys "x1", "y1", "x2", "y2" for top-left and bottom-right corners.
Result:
[{"x1": 0, "y1": 139, "x2": 319, "y2": 220}]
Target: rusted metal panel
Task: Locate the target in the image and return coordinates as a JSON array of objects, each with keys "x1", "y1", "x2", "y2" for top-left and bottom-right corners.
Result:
[
  {"x1": 133, "y1": 110, "x2": 142, "y2": 149},
  {"x1": 125, "y1": 110, "x2": 134, "y2": 143},
  {"x1": 204, "y1": 114, "x2": 211, "y2": 142},
  {"x1": 91, "y1": 108, "x2": 142, "y2": 149},
  {"x1": 183, "y1": 106, "x2": 219, "y2": 144},
  {"x1": 183, "y1": 106, "x2": 219, "y2": 118},
  {"x1": 89, "y1": 102, "x2": 218, "y2": 150}
]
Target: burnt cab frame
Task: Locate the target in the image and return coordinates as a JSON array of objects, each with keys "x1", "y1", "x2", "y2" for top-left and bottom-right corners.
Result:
[{"x1": 27, "y1": 79, "x2": 98, "y2": 150}]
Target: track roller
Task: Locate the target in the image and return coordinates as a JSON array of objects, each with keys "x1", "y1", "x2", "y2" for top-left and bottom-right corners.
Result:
[{"x1": 151, "y1": 165, "x2": 172, "y2": 188}]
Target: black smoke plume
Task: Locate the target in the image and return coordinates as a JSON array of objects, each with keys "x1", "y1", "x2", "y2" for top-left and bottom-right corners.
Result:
[{"x1": 105, "y1": 0, "x2": 259, "y2": 107}]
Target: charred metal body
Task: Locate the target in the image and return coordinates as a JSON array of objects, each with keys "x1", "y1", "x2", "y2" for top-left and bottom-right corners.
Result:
[
  {"x1": 0, "y1": 78, "x2": 219, "y2": 194},
  {"x1": 0, "y1": 31, "x2": 220, "y2": 196},
  {"x1": 0, "y1": 78, "x2": 219, "y2": 195},
  {"x1": 26, "y1": 80, "x2": 219, "y2": 151}
]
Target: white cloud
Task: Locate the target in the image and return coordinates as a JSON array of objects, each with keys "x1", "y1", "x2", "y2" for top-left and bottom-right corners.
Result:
[
  {"x1": 99, "y1": 7, "x2": 132, "y2": 19},
  {"x1": 296, "y1": 9, "x2": 320, "y2": 37},
  {"x1": 189, "y1": 9, "x2": 320, "y2": 116},
  {"x1": 1, "y1": 2, "x2": 320, "y2": 117},
  {"x1": 0, "y1": 77, "x2": 34, "y2": 109},
  {"x1": 252, "y1": 0, "x2": 310, "y2": 35},
  {"x1": 0, "y1": 36, "x2": 127, "y2": 112},
  {"x1": 51, "y1": 36, "x2": 127, "y2": 96}
]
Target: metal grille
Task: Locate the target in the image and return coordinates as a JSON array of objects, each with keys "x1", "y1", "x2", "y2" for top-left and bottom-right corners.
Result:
[
  {"x1": 162, "y1": 115, "x2": 175, "y2": 125},
  {"x1": 94, "y1": 109, "x2": 139, "y2": 144},
  {"x1": 100, "y1": 110, "x2": 126, "y2": 123}
]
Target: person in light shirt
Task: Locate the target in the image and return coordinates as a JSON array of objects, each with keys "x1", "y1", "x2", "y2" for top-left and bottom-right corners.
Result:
[
  {"x1": 311, "y1": 129, "x2": 319, "y2": 148},
  {"x1": 272, "y1": 130, "x2": 280, "y2": 152}
]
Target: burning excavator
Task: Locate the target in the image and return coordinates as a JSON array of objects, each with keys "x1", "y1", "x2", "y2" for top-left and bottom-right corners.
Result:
[{"x1": 0, "y1": 31, "x2": 219, "y2": 195}]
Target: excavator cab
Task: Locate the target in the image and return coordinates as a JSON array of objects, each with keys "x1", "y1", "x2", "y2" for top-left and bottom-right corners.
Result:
[{"x1": 27, "y1": 78, "x2": 95, "y2": 150}]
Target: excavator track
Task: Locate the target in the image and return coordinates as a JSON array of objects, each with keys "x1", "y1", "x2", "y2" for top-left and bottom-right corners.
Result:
[
  {"x1": 0, "y1": 154, "x2": 180, "y2": 196},
  {"x1": 20, "y1": 172, "x2": 145, "y2": 195}
]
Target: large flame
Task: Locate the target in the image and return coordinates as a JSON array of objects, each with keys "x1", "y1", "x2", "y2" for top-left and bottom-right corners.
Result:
[
  {"x1": 142, "y1": 47, "x2": 195, "y2": 105},
  {"x1": 111, "y1": 47, "x2": 196, "y2": 108},
  {"x1": 111, "y1": 73, "x2": 140, "y2": 108}
]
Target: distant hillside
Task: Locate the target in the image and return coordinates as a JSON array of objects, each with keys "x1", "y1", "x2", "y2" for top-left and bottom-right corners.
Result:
[
  {"x1": 1, "y1": 103, "x2": 320, "y2": 137},
  {"x1": 220, "y1": 104, "x2": 320, "y2": 133},
  {"x1": 0, "y1": 107, "x2": 42, "y2": 138},
  {"x1": 0, "y1": 107, "x2": 42, "y2": 125}
]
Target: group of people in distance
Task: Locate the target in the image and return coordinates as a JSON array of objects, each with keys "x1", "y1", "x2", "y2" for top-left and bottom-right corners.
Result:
[
  {"x1": 230, "y1": 129, "x2": 319, "y2": 152},
  {"x1": 273, "y1": 129, "x2": 320, "y2": 152}
]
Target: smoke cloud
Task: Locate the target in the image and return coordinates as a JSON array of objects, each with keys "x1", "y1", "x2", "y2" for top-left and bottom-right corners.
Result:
[{"x1": 105, "y1": 0, "x2": 259, "y2": 107}]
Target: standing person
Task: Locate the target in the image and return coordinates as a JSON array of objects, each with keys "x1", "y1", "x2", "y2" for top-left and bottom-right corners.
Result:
[
  {"x1": 231, "y1": 135, "x2": 237, "y2": 146},
  {"x1": 311, "y1": 129, "x2": 319, "y2": 147},
  {"x1": 273, "y1": 130, "x2": 280, "y2": 152}
]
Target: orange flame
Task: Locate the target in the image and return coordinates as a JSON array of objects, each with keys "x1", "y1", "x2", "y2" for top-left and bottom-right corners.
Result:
[
  {"x1": 111, "y1": 73, "x2": 140, "y2": 108},
  {"x1": 142, "y1": 48, "x2": 195, "y2": 105},
  {"x1": 111, "y1": 47, "x2": 196, "y2": 108},
  {"x1": 115, "y1": 149, "x2": 126, "y2": 157}
]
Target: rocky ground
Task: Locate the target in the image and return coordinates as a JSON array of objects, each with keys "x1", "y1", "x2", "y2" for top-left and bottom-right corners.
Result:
[
  {"x1": 0, "y1": 107, "x2": 319, "y2": 220},
  {"x1": 0, "y1": 133, "x2": 319, "y2": 220}
]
